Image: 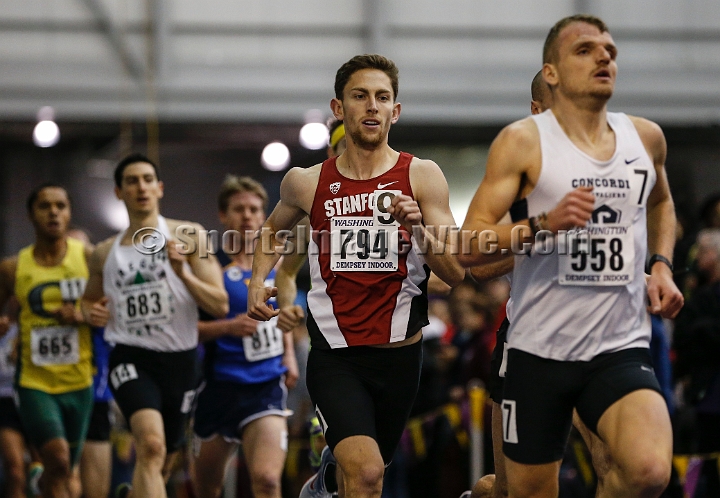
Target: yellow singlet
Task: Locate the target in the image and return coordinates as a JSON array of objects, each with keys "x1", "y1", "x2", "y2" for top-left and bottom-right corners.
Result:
[{"x1": 15, "y1": 238, "x2": 92, "y2": 393}]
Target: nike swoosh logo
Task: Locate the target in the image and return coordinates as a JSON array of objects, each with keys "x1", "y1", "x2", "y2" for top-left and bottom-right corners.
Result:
[
  {"x1": 377, "y1": 181, "x2": 398, "y2": 189},
  {"x1": 625, "y1": 157, "x2": 640, "y2": 164}
]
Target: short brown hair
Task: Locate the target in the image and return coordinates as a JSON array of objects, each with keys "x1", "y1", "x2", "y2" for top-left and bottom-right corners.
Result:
[
  {"x1": 334, "y1": 54, "x2": 399, "y2": 100},
  {"x1": 218, "y1": 175, "x2": 268, "y2": 212},
  {"x1": 543, "y1": 15, "x2": 610, "y2": 64}
]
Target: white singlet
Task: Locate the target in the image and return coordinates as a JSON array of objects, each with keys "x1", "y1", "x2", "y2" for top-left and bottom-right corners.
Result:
[
  {"x1": 508, "y1": 110, "x2": 656, "y2": 361},
  {"x1": 103, "y1": 216, "x2": 199, "y2": 352}
]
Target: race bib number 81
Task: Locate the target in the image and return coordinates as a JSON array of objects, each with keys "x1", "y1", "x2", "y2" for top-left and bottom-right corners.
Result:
[{"x1": 243, "y1": 318, "x2": 284, "y2": 362}]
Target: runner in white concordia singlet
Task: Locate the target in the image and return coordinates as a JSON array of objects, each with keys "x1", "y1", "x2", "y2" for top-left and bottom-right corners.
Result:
[{"x1": 458, "y1": 14, "x2": 683, "y2": 498}]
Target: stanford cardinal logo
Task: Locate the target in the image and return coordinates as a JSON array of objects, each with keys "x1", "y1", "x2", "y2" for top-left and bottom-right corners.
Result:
[{"x1": 330, "y1": 182, "x2": 341, "y2": 195}]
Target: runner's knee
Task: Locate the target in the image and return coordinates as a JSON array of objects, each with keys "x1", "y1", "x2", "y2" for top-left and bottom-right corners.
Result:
[
  {"x1": 622, "y1": 456, "x2": 670, "y2": 497},
  {"x1": 135, "y1": 433, "x2": 166, "y2": 465},
  {"x1": 341, "y1": 459, "x2": 384, "y2": 493},
  {"x1": 43, "y1": 448, "x2": 72, "y2": 478},
  {"x1": 3, "y1": 460, "x2": 25, "y2": 486},
  {"x1": 250, "y1": 468, "x2": 281, "y2": 496}
]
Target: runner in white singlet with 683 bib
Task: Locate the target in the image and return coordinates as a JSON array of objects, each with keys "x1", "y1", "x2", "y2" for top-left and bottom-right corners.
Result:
[{"x1": 81, "y1": 153, "x2": 228, "y2": 498}]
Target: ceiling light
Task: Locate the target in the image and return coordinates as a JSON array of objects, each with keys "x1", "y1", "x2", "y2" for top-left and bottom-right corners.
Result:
[{"x1": 261, "y1": 142, "x2": 291, "y2": 171}]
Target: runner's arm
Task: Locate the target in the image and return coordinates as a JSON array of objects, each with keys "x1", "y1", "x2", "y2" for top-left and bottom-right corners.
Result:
[
  {"x1": 275, "y1": 235, "x2": 307, "y2": 332},
  {"x1": 81, "y1": 242, "x2": 111, "y2": 327},
  {"x1": 469, "y1": 258, "x2": 515, "y2": 282},
  {"x1": 458, "y1": 122, "x2": 537, "y2": 267},
  {"x1": 249, "y1": 168, "x2": 309, "y2": 321},
  {"x1": 459, "y1": 119, "x2": 595, "y2": 267},
  {"x1": 633, "y1": 117, "x2": 683, "y2": 318},
  {"x1": 282, "y1": 331, "x2": 299, "y2": 389},
  {"x1": 172, "y1": 223, "x2": 229, "y2": 318},
  {"x1": 197, "y1": 314, "x2": 258, "y2": 342},
  {"x1": 0, "y1": 258, "x2": 17, "y2": 336},
  {"x1": 397, "y1": 159, "x2": 464, "y2": 288}
]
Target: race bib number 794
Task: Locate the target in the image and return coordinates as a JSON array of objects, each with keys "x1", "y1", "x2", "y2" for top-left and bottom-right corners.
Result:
[
  {"x1": 330, "y1": 217, "x2": 399, "y2": 272},
  {"x1": 330, "y1": 189, "x2": 403, "y2": 272}
]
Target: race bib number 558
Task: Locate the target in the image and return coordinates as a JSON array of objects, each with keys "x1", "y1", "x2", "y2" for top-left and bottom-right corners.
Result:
[{"x1": 558, "y1": 225, "x2": 635, "y2": 286}]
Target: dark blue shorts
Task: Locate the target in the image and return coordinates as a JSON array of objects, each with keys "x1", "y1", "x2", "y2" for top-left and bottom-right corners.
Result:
[
  {"x1": 193, "y1": 377, "x2": 289, "y2": 442},
  {"x1": 0, "y1": 396, "x2": 23, "y2": 433}
]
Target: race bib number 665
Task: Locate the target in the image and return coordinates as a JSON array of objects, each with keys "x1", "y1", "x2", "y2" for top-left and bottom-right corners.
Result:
[{"x1": 30, "y1": 326, "x2": 79, "y2": 366}]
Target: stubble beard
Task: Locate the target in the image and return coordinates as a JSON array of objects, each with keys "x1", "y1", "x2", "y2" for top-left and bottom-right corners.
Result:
[
  {"x1": 562, "y1": 81, "x2": 613, "y2": 109},
  {"x1": 589, "y1": 85, "x2": 613, "y2": 102},
  {"x1": 348, "y1": 122, "x2": 388, "y2": 151}
]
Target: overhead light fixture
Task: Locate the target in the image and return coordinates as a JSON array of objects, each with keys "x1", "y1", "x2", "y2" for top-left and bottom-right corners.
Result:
[
  {"x1": 33, "y1": 106, "x2": 60, "y2": 148},
  {"x1": 299, "y1": 109, "x2": 329, "y2": 150},
  {"x1": 261, "y1": 142, "x2": 290, "y2": 171},
  {"x1": 299, "y1": 122, "x2": 329, "y2": 150}
]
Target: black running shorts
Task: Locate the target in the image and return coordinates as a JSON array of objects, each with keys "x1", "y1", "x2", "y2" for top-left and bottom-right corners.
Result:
[
  {"x1": 108, "y1": 344, "x2": 199, "y2": 452},
  {"x1": 306, "y1": 340, "x2": 422, "y2": 464},
  {"x1": 502, "y1": 347, "x2": 662, "y2": 465},
  {"x1": 86, "y1": 401, "x2": 111, "y2": 442},
  {"x1": 487, "y1": 318, "x2": 510, "y2": 404},
  {"x1": 0, "y1": 397, "x2": 23, "y2": 433}
]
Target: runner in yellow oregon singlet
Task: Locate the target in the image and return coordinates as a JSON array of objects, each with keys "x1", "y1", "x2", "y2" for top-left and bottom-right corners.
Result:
[{"x1": 0, "y1": 184, "x2": 97, "y2": 498}]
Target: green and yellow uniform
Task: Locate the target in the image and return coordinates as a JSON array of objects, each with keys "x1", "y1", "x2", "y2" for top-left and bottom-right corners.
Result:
[{"x1": 15, "y1": 237, "x2": 93, "y2": 463}]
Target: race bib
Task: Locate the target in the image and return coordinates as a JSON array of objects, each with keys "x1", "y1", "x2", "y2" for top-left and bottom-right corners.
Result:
[
  {"x1": 30, "y1": 326, "x2": 79, "y2": 366},
  {"x1": 330, "y1": 189, "x2": 404, "y2": 272},
  {"x1": 243, "y1": 317, "x2": 284, "y2": 362},
  {"x1": 558, "y1": 225, "x2": 635, "y2": 286},
  {"x1": 118, "y1": 280, "x2": 173, "y2": 335},
  {"x1": 109, "y1": 363, "x2": 138, "y2": 390},
  {"x1": 59, "y1": 277, "x2": 87, "y2": 301}
]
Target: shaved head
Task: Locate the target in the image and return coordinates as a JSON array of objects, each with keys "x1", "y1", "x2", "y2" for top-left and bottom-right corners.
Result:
[
  {"x1": 531, "y1": 70, "x2": 551, "y2": 106},
  {"x1": 531, "y1": 70, "x2": 553, "y2": 114}
]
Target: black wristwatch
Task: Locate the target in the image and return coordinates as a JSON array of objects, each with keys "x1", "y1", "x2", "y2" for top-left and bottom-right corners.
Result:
[{"x1": 647, "y1": 254, "x2": 673, "y2": 273}]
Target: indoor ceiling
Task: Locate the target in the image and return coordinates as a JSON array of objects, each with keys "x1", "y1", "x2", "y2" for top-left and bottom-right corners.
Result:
[{"x1": 1, "y1": 0, "x2": 719, "y2": 125}]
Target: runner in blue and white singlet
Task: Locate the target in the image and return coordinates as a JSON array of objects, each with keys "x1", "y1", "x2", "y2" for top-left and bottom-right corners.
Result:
[{"x1": 192, "y1": 175, "x2": 298, "y2": 498}]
